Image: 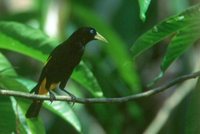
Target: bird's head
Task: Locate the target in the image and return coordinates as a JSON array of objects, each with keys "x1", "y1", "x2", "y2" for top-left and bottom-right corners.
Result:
[{"x1": 72, "y1": 27, "x2": 108, "y2": 45}]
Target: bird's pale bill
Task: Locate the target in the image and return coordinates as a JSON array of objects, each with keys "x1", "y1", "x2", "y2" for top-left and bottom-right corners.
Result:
[{"x1": 94, "y1": 32, "x2": 108, "y2": 43}]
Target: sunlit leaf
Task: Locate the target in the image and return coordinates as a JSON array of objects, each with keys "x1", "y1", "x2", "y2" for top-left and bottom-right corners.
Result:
[
  {"x1": 138, "y1": 0, "x2": 151, "y2": 21},
  {"x1": 131, "y1": 4, "x2": 200, "y2": 76},
  {"x1": 0, "y1": 76, "x2": 45, "y2": 134},
  {"x1": 10, "y1": 97, "x2": 36, "y2": 134},
  {"x1": 44, "y1": 102, "x2": 82, "y2": 133},
  {"x1": 131, "y1": 4, "x2": 200, "y2": 58},
  {"x1": 0, "y1": 32, "x2": 47, "y2": 62},
  {"x1": 0, "y1": 21, "x2": 55, "y2": 52}
]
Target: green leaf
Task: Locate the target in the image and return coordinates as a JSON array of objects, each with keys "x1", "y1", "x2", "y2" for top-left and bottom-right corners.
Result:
[
  {"x1": 161, "y1": 23, "x2": 200, "y2": 71},
  {"x1": 0, "y1": 54, "x2": 45, "y2": 134},
  {"x1": 0, "y1": 53, "x2": 17, "y2": 77},
  {"x1": 44, "y1": 102, "x2": 82, "y2": 133},
  {"x1": 131, "y1": 4, "x2": 200, "y2": 58},
  {"x1": 73, "y1": 4, "x2": 141, "y2": 92},
  {"x1": 16, "y1": 99, "x2": 45, "y2": 134},
  {"x1": 0, "y1": 53, "x2": 30, "y2": 134},
  {"x1": 0, "y1": 21, "x2": 103, "y2": 96},
  {"x1": 72, "y1": 61, "x2": 103, "y2": 97},
  {"x1": 131, "y1": 4, "x2": 200, "y2": 81},
  {"x1": 138, "y1": 0, "x2": 151, "y2": 21},
  {"x1": 0, "y1": 32, "x2": 47, "y2": 62},
  {"x1": 0, "y1": 21, "x2": 56, "y2": 53},
  {"x1": 0, "y1": 76, "x2": 45, "y2": 134},
  {"x1": 13, "y1": 100, "x2": 29, "y2": 134}
]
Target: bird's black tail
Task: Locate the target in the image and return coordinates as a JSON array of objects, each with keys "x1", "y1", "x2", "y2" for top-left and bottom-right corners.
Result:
[{"x1": 26, "y1": 100, "x2": 43, "y2": 118}]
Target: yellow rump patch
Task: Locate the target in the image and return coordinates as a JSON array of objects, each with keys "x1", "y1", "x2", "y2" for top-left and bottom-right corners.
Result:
[{"x1": 38, "y1": 78, "x2": 58, "y2": 95}]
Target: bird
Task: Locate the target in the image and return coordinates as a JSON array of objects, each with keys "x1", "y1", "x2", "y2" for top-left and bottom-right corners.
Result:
[{"x1": 26, "y1": 27, "x2": 107, "y2": 118}]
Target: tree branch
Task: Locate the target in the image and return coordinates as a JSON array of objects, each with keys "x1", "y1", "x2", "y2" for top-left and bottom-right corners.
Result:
[{"x1": 0, "y1": 71, "x2": 200, "y2": 104}]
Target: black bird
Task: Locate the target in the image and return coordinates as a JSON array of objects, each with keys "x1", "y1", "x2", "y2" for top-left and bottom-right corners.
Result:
[{"x1": 26, "y1": 27, "x2": 107, "y2": 118}]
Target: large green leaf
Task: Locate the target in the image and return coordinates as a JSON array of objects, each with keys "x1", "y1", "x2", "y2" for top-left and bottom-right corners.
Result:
[
  {"x1": 44, "y1": 102, "x2": 81, "y2": 133},
  {"x1": 0, "y1": 53, "x2": 71, "y2": 133},
  {"x1": 0, "y1": 21, "x2": 55, "y2": 53},
  {"x1": 5, "y1": 78, "x2": 45, "y2": 134},
  {"x1": 0, "y1": 76, "x2": 45, "y2": 134},
  {"x1": 0, "y1": 32, "x2": 47, "y2": 62},
  {"x1": 131, "y1": 4, "x2": 200, "y2": 57},
  {"x1": 161, "y1": 23, "x2": 200, "y2": 71},
  {"x1": 131, "y1": 4, "x2": 200, "y2": 75},
  {"x1": 72, "y1": 5, "x2": 141, "y2": 92},
  {"x1": 0, "y1": 54, "x2": 27, "y2": 133},
  {"x1": 0, "y1": 21, "x2": 54, "y2": 62},
  {"x1": 138, "y1": 0, "x2": 151, "y2": 21},
  {"x1": 72, "y1": 61, "x2": 102, "y2": 97},
  {"x1": 10, "y1": 97, "x2": 36, "y2": 134},
  {"x1": 0, "y1": 21, "x2": 103, "y2": 97}
]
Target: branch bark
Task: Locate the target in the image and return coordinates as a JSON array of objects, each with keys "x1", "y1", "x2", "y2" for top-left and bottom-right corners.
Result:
[{"x1": 0, "y1": 71, "x2": 200, "y2": 104}]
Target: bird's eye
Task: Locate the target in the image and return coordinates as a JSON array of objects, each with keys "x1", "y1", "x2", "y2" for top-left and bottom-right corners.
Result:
[{"x1": 89, "y1": 29, "x2": 96, "y2": 35}]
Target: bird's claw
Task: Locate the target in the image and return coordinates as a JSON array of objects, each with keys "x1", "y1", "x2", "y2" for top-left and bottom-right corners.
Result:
[
  {"x1": 69, "y1": 94, "x2": 76, "y2": 106},
  {"x1": 60, "y1": 88, "x2": 76, "y2": 106},
  {"x1": 49, "y1": 91, "x2": 56, "y2": 103}
]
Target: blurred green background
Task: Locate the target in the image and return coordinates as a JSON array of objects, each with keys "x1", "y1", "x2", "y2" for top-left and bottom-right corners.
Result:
[{"x1": 0, "y1": 0, "x2": 200, "y2": 134}]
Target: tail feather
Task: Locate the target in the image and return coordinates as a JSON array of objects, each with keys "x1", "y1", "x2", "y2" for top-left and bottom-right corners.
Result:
[{"x1": 26, "y1": 101, "x2": 43, "y2": 118}]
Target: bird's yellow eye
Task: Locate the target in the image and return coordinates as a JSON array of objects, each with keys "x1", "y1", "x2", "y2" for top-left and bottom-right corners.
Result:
[{"x1": 89, "y1": 29, "x2": 96, "y2": 35}]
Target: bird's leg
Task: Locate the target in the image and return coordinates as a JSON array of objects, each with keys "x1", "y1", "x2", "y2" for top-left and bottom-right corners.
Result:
[
  {"x1": 59, "y1": 82, "x2": 76, "y2": 105},
  {"x1": 49, "y1": 90, "x2": 56, "y2": 103},
  {"x1": 60, "y1": 88, "x2": 76, "y2": 105},
  {"x1": 46, "y1": 82, "x2": 56, "y2": 103}
]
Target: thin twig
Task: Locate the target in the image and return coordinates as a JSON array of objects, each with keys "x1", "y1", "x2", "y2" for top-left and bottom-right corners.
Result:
[{"x1": 0, "y1": 71, "x2": 200, "y2": 104}]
